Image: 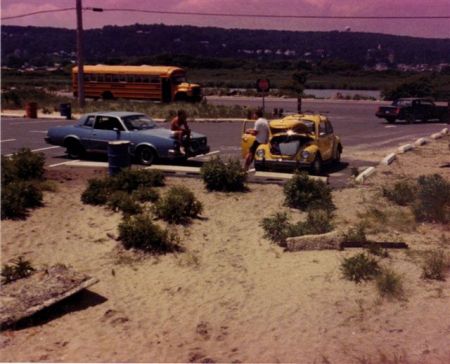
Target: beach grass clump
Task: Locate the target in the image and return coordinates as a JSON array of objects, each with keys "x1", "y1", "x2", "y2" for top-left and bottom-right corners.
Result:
[
  {"x1": 110, "y1": 168, "x2": 165, "y2": 192},
  {"x1": 343, "y1": 223, "x2": 368, "y2": 243},
  {"x1": 376, "y1": 268, "x2": 405, "y2": 299},
  {"x1": 341, "y1": 253, "x2": 381, "y2": 283},
  {"x1": 200, "y1": 157, "x2": 247, "y2": 192},
  {"x1": 1, "y1": 257, "x2": 35, "y2": 284},
  {"x1": 118, "y1": 213, "x2": 180, "y2": 253},
  {"x1": 382, "y1": 179, "x2": 417, "y2": 206},
  {"x1": 153, "y1": 186, "x2": 203, "y2": 224},
  {"x1": 413, "y1": 174, "x2": 450, "y2": 224},
  {"x1": 107, "y1": 191, "x2": 143, "y2": 216},
  {"x1": 283, "y1": 172, "x2": 335, "y2": 212},
  {"x1": 261, "y1": 212, "x2": 291, "y2": 245},
  {"x1": 1, "y1": 149, "x2": 46, "y2": 220},
  {"x1": 81, "y1": 178, "x2": 112, "y2": 205},
  {"x1": 421, "y1": 249, "x2": 449, "y2": 281}
]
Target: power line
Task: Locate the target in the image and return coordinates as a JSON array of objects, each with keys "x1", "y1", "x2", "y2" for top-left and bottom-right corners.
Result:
[
  {"x1": 95, "y1": 8, "x2": 450, "y2": 20},
  {"x1": 2, "y1": 8, "x2": 75, "y2": 20},
  {"x1": 2, "y1": 7, "x2": 450, "y2": 21}
]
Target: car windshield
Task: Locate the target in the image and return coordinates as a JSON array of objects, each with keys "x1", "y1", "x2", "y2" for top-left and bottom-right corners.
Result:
[
  {"x1": 392, "y1": 99, "x2": 412, "y2": 107},
  {"x1": 122, "y1": 115, "x2": 156, "y2": 130},
  {"x1": 298, "y1": 119, "x2": 315, "y2": 133}
]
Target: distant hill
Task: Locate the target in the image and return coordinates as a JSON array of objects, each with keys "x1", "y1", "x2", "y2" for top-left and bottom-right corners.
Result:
[{"x1": 2, "y1": 24, "x2": 450, "y2": 68}]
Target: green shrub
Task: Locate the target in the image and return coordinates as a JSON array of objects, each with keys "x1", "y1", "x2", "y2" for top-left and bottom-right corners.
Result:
[
  {"x1": 341, "y1": 253, "x2": 381, "y2": 283},
  {"x1": 200, "y1": 157, "x2": 246, "y2": 192},
  {"x1": 1, "y1": 181, "x2": 43, "y2": 220},
  {"x1": 343, "y1": 223, "x2": 367, "y2": 243},
  {"x1": 132, "y1": 186, "x2": 160, "y2": 203},
  {"x1": 118, "y1": 214, "x2": 180, "y2": 253},
  {"x1": 421, "y1": 250, "x2": 448, "y2": 280},
  {"x1": 382, "y1": 179, "x2": 417, "y2": 206},
  {"x1": 107, "y1": 191, "x2": 142, "y2": 216},
  {"x1": 154, "y1": 186, "x2": 203, "y2": 224},
  {"x1": 1, "y1": 257, "x2": 35, "y2": 284},
  {"x1": 81, "y1": 178, "x2": 112, "y2": 205},
  {"x1": 376, "y1": 268, "x2": 404, "y2": 299},
  {"x1": 111, "y1": 168, "x2": 165, "y2": 192},
  {"x1": 261, "y1": 209, "x2": 334, "y2": 246},
  {"x1": 414, "y1": 174, "x2": 450, "y2": 223},
  {"x1": 7, "y1": 149, "x2": 45, "y2": 182},
  {"x1": 283, "y1": 172, "x2": 335, "y2": 211},
  {"x1": 261, "y1": 212, "x2": 291, "y2": 245},
  {"x1": 302, "y1": 209, "x2": 334, "y2": 235}
]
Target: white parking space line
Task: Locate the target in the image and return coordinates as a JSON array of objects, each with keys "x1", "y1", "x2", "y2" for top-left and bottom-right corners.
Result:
[
  {"x1": 30, "y1": 130, "x2": 48, "y2": 133},
  {"x1": 48, "y1": 160, "x2": 79, "y2": 168},
  {"x1": 0, "y1": 139, "x2": 16, "y2": 143},
  {"x1": 32, "y1": 146, "x2": 61, "y2": 152},
  {"x1": 188, "y1": 150, "x2": 220, "y2": 160},
  {"x1": 385, "y1": 125, "x2": 397, "y2": 128},
  {"x1": 10, "y1": 120, "x2": 71, "y2": 126}
]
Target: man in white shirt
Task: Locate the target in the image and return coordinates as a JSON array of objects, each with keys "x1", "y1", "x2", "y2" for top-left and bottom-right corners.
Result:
[{"x1": 244, "y1": 108, "x2": 270, "y2": 171}]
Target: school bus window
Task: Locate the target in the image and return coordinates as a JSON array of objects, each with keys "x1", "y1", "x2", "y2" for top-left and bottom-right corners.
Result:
[
  {"x1": 127, "y1": 75, "x2": 134, "y2": 83},
  {"x1": 112, "y1": 75, "x2": 119, "y2": 83},
  {"x1": 90, "y1": 74, "x2": 97, "y2": 82},
  {"x1": 142, "y1": 76, "x2": 150, "y2": 83},
  {"x1": 134, "y1": 75, "x2": 142, "y2": 83},
  {"x1": 105, "y1": 74, "x2": 112, "y2": 82},
  {"x1": 83, "y1": 74, "x2": 90, "y2": 81},
  {"x1": 172, "y1": 75, "x2": 186, "y2": 85},
  {"x1": 150, "y1": 77, "x2": 160, "y2": 84},
  {"x1": 119, "y1": 75, "x2": 127, "y2": 82},
  {"x1": 97, "y1": 74, "x2": 104, "y2": 82}
]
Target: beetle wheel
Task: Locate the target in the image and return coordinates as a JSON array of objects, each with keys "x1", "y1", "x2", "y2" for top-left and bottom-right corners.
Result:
[{"x1": 310, "y1": 155, "x2": 323, "y2": 175}]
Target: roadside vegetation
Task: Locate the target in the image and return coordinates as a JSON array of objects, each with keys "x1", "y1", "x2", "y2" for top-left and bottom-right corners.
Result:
[
  {"x1": 200, "y1": 157, "x2": 247, "y2": 192},
  {"x1": 1, "y1": 149, "x2": 47, "y2": 220}
]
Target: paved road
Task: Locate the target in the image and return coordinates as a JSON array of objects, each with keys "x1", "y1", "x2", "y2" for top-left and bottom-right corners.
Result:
[{"x1": 1, "y1": 98, "x2": 447, "y2": 182}]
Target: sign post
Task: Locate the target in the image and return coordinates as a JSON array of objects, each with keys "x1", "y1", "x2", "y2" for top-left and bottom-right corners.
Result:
[{"x1": 256, "y1": 79, "x2": 270, "y2": 113}]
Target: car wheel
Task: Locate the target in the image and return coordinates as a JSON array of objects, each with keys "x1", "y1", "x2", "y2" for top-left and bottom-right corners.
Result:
[
  {"x1": 386, "y1": 117, "x2": 396, "y2": 124},
  {"x1": 310, "y1": 155, "x2": 322, "y2": 175},
  {"x1": 65, "y1": 139, "x2": 84, "y2": 159},
  {"x1": 102, "y1": 91, "x2": 114, "y2": 100},
  {"x1": 406, "y1": 113, "x2": 415, "y2": 124},
  {"x1": 137, "y1": 146, "x2": 156, "y2": 166},
  {"x1": 334, "y1": 147, "x2": 342, "y2": 164}
]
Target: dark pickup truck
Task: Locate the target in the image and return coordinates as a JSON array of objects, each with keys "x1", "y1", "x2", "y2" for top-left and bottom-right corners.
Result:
[{"x1": 376, "y1": 98, "x2": 449, "y2": 123}]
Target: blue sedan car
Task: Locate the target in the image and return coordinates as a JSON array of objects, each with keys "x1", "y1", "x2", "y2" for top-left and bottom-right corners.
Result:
[{"x1": 45, "y1": 111, "x2": 210, "y2": 165}]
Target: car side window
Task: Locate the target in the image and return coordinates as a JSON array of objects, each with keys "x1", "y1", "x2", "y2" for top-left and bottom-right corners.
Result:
[
  {"x1": 325, "y1": 121, "x2": 333, "y2": 134},
  {"x1": 94, "y1": 116, "x2": 124, "y2": 131},
  {"x1": 84, "y1": 116, "x2": 95, "y2": 128},
  {"x1": 319, "y1": 122, "x2": 327, "y2": 136}
]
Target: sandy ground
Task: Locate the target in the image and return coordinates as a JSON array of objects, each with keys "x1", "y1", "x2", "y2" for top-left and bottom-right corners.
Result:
[{"x1": 1, "y1": 136, "x2": 449, "y2": 363}]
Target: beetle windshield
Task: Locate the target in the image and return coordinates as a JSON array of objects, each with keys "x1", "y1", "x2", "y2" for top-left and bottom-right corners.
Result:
[{"x1": 122, "y1": 115, "x2": 156, "y2": 130}]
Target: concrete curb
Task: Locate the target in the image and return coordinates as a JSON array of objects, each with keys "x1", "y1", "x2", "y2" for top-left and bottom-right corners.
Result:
[
  {"x1": 381, "y1": 153, "x2": 396, "y2": 165},
  {"x1": 431, "y1": 132, "x2": 443, "y2": 140},
  {"x1": 355, "y1": 166, "x2": 376, "y2": 183},
  {"x1": 397, "y1": 143, "x2": 414, "y2": 153},
  {"x1": 414, "y1": 137, "x2": 429, "y2": 146}
]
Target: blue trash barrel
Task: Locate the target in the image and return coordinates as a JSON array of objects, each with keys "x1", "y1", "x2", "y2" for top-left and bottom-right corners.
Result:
[
  {"x1": 59, "y1": 103, "x2": 72, "y2": 119},
  {"x1": 107, "y1": 140, "x2": 131, "y2": 176}
]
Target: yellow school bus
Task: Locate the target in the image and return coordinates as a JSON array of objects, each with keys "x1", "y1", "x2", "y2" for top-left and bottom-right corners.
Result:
[{"x1": 72, "y1": 65, "x2": 202, "y2": 102}]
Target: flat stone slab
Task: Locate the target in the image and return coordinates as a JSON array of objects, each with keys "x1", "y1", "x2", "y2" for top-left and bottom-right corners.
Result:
[
  {"x1": 254, "y1": 171, "x2": 328, "y2": 183},
  {"x1": 0, "y1": 265, "x2": 98, "y2": 328}
]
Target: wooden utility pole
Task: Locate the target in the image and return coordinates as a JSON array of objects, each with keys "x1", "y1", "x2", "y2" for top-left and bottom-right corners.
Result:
[{"x1": 76, "y1": 0, "x2": 85, "y2": 108}]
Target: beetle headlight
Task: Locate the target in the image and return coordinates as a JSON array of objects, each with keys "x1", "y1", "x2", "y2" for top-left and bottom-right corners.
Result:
[
  {"x1": 256, "y1": 149, "x2": 265, "y2": 158},
  {"x1": 301, "y1": 150, "x2": 310, "y2": 159}
]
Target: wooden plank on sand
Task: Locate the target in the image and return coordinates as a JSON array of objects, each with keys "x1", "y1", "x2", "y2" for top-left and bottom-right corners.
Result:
[{"x1": 0, "y1": 265, "x2": 99, "y2": 328}]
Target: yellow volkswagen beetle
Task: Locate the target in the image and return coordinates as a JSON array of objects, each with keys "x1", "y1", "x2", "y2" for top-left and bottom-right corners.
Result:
[{"x1": 241, "y1": 113, "x2": 343, "y2": 174}]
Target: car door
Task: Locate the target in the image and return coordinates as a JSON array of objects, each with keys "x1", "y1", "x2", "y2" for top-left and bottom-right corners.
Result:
[
  {"x1": 317, "y1": 120, "x2": 334, "y2": 161},
  {"x1": 91, "y1": 116, "x2": 125, "y2": 151},
  {"x1": 241, "y1": 120, "x2": 256, "y2": 158}
]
